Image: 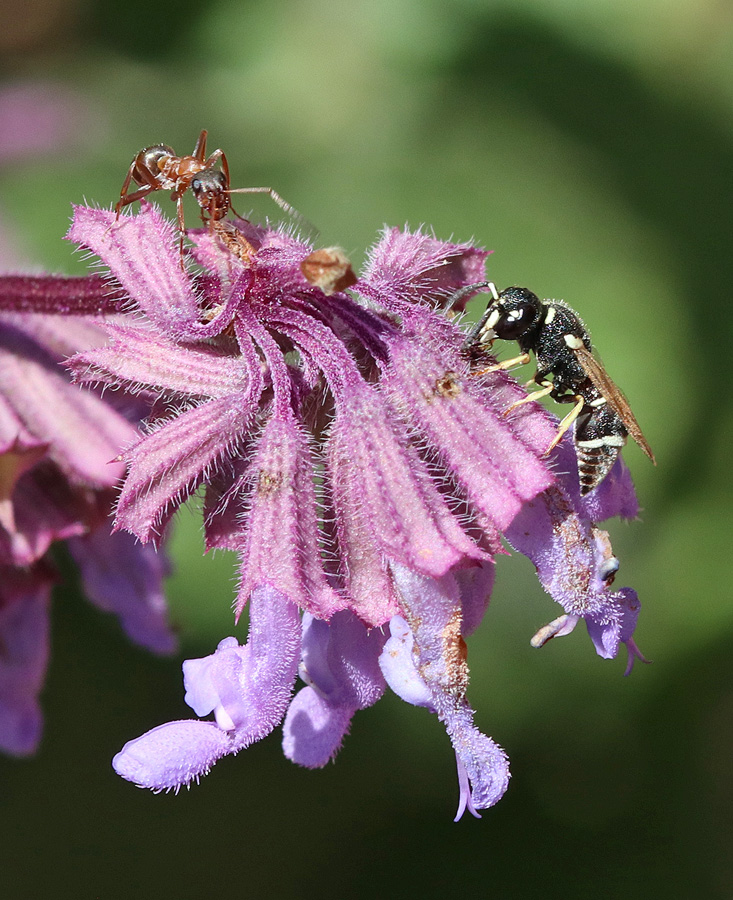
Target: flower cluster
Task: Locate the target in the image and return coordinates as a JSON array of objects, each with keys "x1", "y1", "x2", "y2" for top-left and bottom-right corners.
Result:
[{"x1": 60, "y1": 203, "x2": 644, "y2": 818}]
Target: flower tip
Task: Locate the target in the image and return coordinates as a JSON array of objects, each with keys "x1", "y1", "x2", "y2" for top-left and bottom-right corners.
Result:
[
  {"x1": 112, "y1": 720, "x2": 232, "y2": 791},
  {"x1": 623, "y1": 637, "x2": 651, "y2": 676}
]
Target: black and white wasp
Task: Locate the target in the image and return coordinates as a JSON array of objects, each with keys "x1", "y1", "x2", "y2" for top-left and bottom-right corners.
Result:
[{"x1": 456, "y1": 282, "x2": 655, "y2": 494}]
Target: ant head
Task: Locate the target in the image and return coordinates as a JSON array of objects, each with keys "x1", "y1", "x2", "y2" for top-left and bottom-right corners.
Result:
[
  {"x1": 191, "y1": 168, "x2": 230, "y2": 219},
  {"x1": 488, "y1": 286, "x2": 543, "y2": 340}
]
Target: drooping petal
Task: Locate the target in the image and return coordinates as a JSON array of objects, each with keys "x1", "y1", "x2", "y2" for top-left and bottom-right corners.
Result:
[
  {"x1": 505, "y1": 438, "x2": 642, "y2": 661},
  {"x1": 114, "y1": 586, "x2": 302, "y2": 791},
  {"x1": 282, "y1": 611, "x2": 386, "y2": 767},
  {"x1": 385, "y1": 565, "x2": 510, "y2": 815}
]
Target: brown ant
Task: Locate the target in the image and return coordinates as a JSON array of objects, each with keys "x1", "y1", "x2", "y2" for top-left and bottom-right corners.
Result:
[{"x1": 115, "y1": 129, "x2": 308, "y2": 261}]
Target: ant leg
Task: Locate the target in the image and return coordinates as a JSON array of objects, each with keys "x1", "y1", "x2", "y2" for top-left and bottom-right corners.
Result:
[
  {"x1": 545, "y1": 395, "x2": 585, "y2": 454},
  {"x1": 204, "y1": 148, "x2": 226, "y2": 173},
  {"x1": 115, "y1": 162, "x2": 138, "y2": 217},
  {"x1": 175, "y1": 195, "x2": 187, "y2": 268},
  {"x1": 504, "y1": 380, "x2": 555, "y2": 416},
  {"x1": 192, "y1": 130, "x2": 208, "y2": 161},
  {"x1": 115, "y1": 184, "x2": 158, "y2": 216},
  {"x1": 471, "y1": 352, "x2": 531, "y2": 378}
]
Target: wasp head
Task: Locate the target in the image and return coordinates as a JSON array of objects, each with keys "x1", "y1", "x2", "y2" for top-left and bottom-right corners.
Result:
[{"x1": 464, "y1": 285, "x2": 544, "y2": 350}]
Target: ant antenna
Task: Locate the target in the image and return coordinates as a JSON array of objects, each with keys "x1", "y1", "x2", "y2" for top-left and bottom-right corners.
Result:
[{"x1": 226, "y1": 186, "x2": 319, "y2": 241}]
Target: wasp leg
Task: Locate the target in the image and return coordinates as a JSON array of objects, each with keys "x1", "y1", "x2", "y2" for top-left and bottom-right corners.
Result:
[
  {"x1": 471, "y1": 352, "x2": 531, "y2": 378},
  {"x1": 504, "y1": 380, "x2": 555, "y2": 416},
  {"x1": 545, "y1": 394, "x2": 585, "y2": 454}
]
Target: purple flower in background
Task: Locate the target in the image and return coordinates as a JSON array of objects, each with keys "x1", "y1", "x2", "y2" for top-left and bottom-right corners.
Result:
[
  {"x1": 63, "y1": 203, "x2": 644, "y2": 817},
  {"x1": 0, "y1": 85, "x2": 173, "y2": 756},
  {"x1": 0, "y1": 311, "x2": 176, "y2": 755}
]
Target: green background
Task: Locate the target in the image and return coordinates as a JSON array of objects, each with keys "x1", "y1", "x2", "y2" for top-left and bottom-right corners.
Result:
[{"x1": 1, "y1": 0, "x2": 731, "y2": 897}]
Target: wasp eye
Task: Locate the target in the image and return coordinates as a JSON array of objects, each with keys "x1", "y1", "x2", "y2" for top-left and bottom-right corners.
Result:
[{"x1": 494, "y1": 303, "x2": 535, "y2": 339}]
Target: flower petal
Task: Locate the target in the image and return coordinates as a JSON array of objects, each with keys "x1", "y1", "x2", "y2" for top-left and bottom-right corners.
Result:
[
  {"x1": 115, "y1": 586, "x2": 302, "y2": 790},
  {"x1": 283, "y1": 611, "x2": 386, "y2": 768},
  {"x1": 386, "y1": 565, "x2": 510, "y2": 814},
  {"x1": 360, "y1": 227, "x2": 488, "y2": 316},
  {"x1": 67, "y1": 528, "x2": 176, "y2": 655},
  {"x1": 116, "y1": 395, "x2": 256, "y2": 541},
  {"x1": 0, "y1": 322, "x2": 134, "y2": 485},
  {"x1": 0, "y1": 565, "x2": 52, "y2": 756},
  {"x1": 329, "y1": 391, "x2": 483, "y2": 584},
  {"x1": 112, "y1": 720, "x2": 234, "y2": 792},
  {"x1": 385, "y1": 338, "x2": 554, "y2": 534},
  {"x1": 236, "y1": 410, "x2": 344, "y2": 620},
  {"x1": 68, "y1": 205, "x2": 203, "y2": 339},
  {"x1": 70, "y1": 323, "x2": 251, "y2": 399}
]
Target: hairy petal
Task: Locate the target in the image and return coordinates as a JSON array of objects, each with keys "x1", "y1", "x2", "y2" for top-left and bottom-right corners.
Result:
[
  {"x1": 69, "y1": 323, "x2": 251, "y2": 399},
  {"x1": 68, "y1": 205, "x2": 203, "y2": 338},
  {"x1": 112, "y1": 720, "x2": 235, "y2": 792},
  {"x1": 116, "y1": 395, "x2": 256, "y2": 541},
  {"x1": 329, "y1": 390, "x2": 482, "y2": 591},
  {"x1": 360, "y1": 227, "x2": 488, "y2": 317},
  {"x1": 236, "y1": 410, "x2": 343, "y2": 620},
  {"x1": 505, "y1": 440, "x2": 642, "y2": 660},
  {"x1": 114, "y1": 586, "x2": 301, "y2": 790},
  {"x1": 385, "y1": 338, "x2": 553, "y2": 535}
]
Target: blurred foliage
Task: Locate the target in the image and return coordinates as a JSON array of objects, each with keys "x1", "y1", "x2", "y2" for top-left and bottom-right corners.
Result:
[{"x1": 0, "y1": 0, "x2": 731, "y2": 897}]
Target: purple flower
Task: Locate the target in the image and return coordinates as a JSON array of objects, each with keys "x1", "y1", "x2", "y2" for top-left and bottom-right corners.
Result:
[{"x1": 65, "y1": 203, "x2": 644, "y2": 816}]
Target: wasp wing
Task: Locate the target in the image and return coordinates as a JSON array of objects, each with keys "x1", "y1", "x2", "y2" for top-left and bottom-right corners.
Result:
[{"x1": 573, "y1": 346, "x2": 656, "y2": 463}]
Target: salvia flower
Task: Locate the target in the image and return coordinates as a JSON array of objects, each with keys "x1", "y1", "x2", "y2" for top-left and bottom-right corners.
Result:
[{"x1": 65, "y1": 203, "x2": 644, "y2": 817}]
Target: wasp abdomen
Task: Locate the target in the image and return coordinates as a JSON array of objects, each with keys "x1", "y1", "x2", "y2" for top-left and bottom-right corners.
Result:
[{"x1": 574, "y1": 395, "x2": 628, "y2": 494}]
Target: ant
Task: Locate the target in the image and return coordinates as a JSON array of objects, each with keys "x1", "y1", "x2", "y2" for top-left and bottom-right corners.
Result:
[{"x1": 115, "y1": 129, "x2": 306, "y2": 261}]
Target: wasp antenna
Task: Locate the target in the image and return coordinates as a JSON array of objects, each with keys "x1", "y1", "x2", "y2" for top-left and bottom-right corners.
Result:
[{"x1": 444, "y1": 281, "x2": 495, "y2": 311}]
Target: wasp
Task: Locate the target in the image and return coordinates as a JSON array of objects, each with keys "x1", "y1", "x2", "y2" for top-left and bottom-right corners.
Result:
[
  {"x1": 456, "y1": 282, "x2": 655, "y2": 494},
  {"x1": 115, "y1": 130, "x2": 304, "y2": 259}
]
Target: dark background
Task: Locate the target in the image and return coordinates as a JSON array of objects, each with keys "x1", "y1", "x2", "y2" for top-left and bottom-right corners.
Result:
[{"x1": 1, "y1": 1, "x2": 731, "y2": 897}]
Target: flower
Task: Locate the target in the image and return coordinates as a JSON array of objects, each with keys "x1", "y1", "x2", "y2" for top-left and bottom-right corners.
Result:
[{"x1": 67, "y1": 203, "x2": 643, "y2": 817}]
